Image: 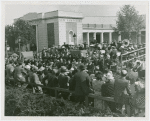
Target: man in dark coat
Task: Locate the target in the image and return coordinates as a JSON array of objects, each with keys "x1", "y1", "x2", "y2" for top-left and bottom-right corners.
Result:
[
  {"x1": 87, "y1": 60, "x2": 95, "y2": 74},
  {"x1": 42, "y1": 69, "x2": 52, "y2": 86},
  {"x1": 101, "y1": 74, "x2": 116, "y2": 112},
  {"x1": 110, "y1": 46, "x2": 117, "y2": 60},
  {"x1": 58, "y1": 66, "x2": 70, "y2": 99},
  {"x1": 114, "y1": 70, "x2": 132, "y2": 112},
  {"x1": 98, "y1": 55, "x2": 104, "y2": 72},
  {"x1": 43, "y1": 69, "x2": 58, "y2": 96},
  {"x1": 30, "y1": 43, "x2": 37, "y2": 51},
  {"x1": 73, "y1": 64, "x2": 91, "y2": 103},
  {"x1": 104, "y1": 54, "x2": 112, "y2": 69}
]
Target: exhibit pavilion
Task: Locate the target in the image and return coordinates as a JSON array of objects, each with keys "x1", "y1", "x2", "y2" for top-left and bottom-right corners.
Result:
[{"x1": 14, "y1": 10, "x2": 146, "y2": 51}]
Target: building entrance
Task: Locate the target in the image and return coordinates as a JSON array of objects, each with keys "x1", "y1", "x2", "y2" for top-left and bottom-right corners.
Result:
[{"x1": 69, "y1": 31, "x2": 74, "y2": 45}]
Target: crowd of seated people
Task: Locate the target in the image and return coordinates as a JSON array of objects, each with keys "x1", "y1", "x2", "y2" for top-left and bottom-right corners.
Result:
[{"x1": 5, "y1": 41, "x2": 145, "y2": 116}]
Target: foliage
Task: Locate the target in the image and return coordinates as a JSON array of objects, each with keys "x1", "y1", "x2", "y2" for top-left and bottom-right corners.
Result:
[
  {"x1": 5, "y1": 25, "x2": 16, "y2": 51},
  {"x1": 115, "y1": 5, "x2": 145, "y2": 43},
  {"x1": 5, "y1": 19, "x2": 36, "y2": 51},
  {"x1": 5, "y1": 86, "x2": 124, "y2": 116}
]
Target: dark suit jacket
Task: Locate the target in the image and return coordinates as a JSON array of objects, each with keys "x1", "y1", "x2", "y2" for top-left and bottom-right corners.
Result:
[
  {"x1": 87, "y1": 63, "x2": 95, "y2": 72},
  {"x1": 58, "y1": 74, "x2": 69, "y2": 89},
  {"x1": 73, "y1": 71, "x2": 91, "y2": 96},
  {"x1": 42, "y1": 73, "x2": 52, "y2": 86},
  {"x1": 114, "y1": 77, "x2": 131, "y2": 104},
  {"x1": 48, "y1": 75, "x2": 58, "y2": 88},
  {"x1": 101, "y1": 81, "x2": 114, "y2": 97}
]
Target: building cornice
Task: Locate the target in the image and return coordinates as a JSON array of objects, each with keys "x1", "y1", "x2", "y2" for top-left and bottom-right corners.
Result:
[{"x1": 26, "y1": 16, "x2": 83, "y2": 22}]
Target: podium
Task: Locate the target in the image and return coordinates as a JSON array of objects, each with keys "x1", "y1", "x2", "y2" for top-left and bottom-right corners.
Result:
[{"x1": 21, "y1": 51, "x2": 34, "y2": 59}]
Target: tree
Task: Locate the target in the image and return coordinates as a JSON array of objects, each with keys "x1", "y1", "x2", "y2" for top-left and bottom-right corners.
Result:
[
  {"x1": 5, "y1": 19, "x2": 36, "y2": 51},
  {"x1": 115, "y1": 5, "x2": 145, "y2": 44},
  {"x1": 5, "y1": 25, "x2": 16, "y2": 51}
]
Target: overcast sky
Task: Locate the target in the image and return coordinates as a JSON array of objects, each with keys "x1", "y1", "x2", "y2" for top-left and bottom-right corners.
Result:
[{"x1": 4, "y1": 3, "x2": 148, "y2": 25}]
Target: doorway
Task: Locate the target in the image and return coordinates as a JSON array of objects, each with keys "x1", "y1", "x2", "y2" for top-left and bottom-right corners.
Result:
[{"x1": 69, "y1": 31, "x2": 74, "y2": 45}]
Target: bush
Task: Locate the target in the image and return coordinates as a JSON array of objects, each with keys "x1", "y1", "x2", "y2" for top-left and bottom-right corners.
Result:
[{"x1": 5, "y1": 86, "x2": 124, "y2": 116}]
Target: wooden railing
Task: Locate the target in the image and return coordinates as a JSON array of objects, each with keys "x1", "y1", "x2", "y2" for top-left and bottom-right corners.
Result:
[
  {"x1": 121, "y1": 47, "x2": 145, "y2": 69},
  {"x1": 121, "y1": 47, "x2": 145, "y2": 56},
  {"x1": 11, "y1": 80, "x2": 132, "y2": 116}
]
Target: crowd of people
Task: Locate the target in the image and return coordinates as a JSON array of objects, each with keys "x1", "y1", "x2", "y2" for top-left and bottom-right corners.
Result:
[{"x1": 5, "y1": 41, "x2": 145, "y2": 117}]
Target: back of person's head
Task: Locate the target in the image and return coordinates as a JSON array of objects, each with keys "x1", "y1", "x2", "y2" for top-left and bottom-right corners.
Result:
[
  {"x1": 18, "y1": 61, "x2": 23, "y2": 66},
  {"x1": 78, "y1": 64, "x2": 85, "y2": 71},
  {"x1": 121, "y1": 70, "x2": 127, "y2": 77},
  {"x1": 43, "y1": 69, "x2": 48, "y2": 75},
  {"x1": 104, "y1": 69, "x2": 109, "y2": 74},
  {"x1": 52, "y1": 69, "x2": 58, "y2": 76},
  {"x1": 9, "y1": 60, "x2": 13, "y2": 64},
  {"x1": 95, "y1": 71, "x2": 102, "y2": 76},
  {"x1": 128, "y1": 62, "x2": 133, "y2": 69},
  {"x1": 38, "y1": 63, "x2": 42, "y2": 68},
  {"x1": 14, "y1": 61, "x2": 18, "y2": 66},
  {"x1": 137, "y1": 62, "x2": 141, "y2": 66},
  {"x1": 96, "y1": 73, "x2": 102, "y2": 80},
  {"x1": 68, "y1": 72, "x2": 72, "y2": 78},
  {"x1": 72, "y1": 69, "x2": 78, "y2": 75}
]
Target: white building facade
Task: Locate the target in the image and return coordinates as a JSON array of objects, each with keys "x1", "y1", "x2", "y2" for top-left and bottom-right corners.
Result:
[{"x1": 14, "y1": 10, "x2": 146, "y2": 52}]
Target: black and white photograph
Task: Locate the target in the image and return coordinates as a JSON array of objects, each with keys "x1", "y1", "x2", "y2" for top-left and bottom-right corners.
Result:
[{"x1": 1, "y1": 1, "x2": 149, "y2": 119}]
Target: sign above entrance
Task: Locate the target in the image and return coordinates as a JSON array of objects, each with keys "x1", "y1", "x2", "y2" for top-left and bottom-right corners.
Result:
[{"x1": 59, "y1": 18, "x2": 81, "y2": 22}]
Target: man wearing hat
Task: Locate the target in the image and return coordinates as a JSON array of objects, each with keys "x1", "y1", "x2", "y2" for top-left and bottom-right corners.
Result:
[
  {"x1": 104, "y1": 54, "x2": 112, "y2": 69},
  {"x1": 114, "y1": 70, "x2": 132, "y2": 113},
  {"x1": 87, "y1": 60, "x2": 95, "y2": 74},
  {"x1": 110, "y1": 46, "x2": 117, "y2": 60},
  {"x1": 117, "y1": 41, "x2": 122, "y2": 50},
  {"x1": 73, "y1": 64, "x2": 91, "y2": 103},
  {"x1": 58, "y1": 66, "x2": 69, "y2": 88},
  {"x1": 58, "y1": 66, "x2": 70, "y2": 99},
  {"x1": 101, "y1": 72, "x2": 116, "y2": 112}
]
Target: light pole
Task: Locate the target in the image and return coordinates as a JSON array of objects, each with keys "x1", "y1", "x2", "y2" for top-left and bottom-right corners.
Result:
[
  {"x1": 73, "y1": 33, "x2": 76, "y2": 45},
  {"x1": 18, "y1": 36, "x2": 21, "y2": 60}
]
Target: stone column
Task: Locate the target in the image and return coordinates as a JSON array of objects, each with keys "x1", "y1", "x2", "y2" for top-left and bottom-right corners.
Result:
[
  {"x1": 101, "y1": 32, "x2": 104, "y2": 43},
  {"x1": 109, "y1": 32, "x2": 112, "y2": 44},
  {"x1": 87, "y1": 32, "x2": 89, "y2": 47},
  {"x1": 138, "y1": 31, "x2": 141, "y2": 45},
  {"x1": 118, "y1": 31, "x2": 121, "y2": 42}
]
